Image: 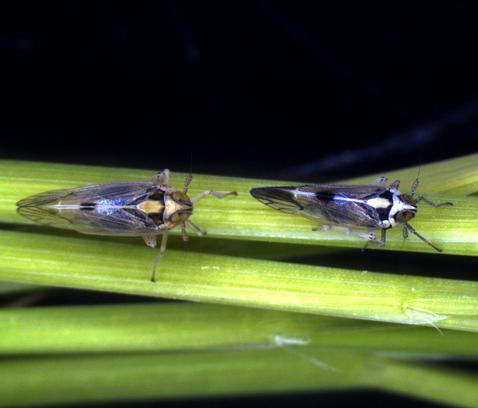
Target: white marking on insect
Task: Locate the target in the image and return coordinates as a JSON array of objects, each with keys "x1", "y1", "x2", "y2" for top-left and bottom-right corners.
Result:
[
  {"x1": 366, "y1": 197, "x2": 391, "y2": 209},
  {"x1": 95, "y1": 199, "x2": 128, "y2": 216},
  {"x1": 388, "y1": 193, "x2": 416, "y2": 227},
  {"x1": 48, "y1": 204, "x2": 82, "y2": 210},
  {"x1": 332, "y1": 195, "x2": 364, "y2": 204},
  {"x1": 380, "y1": 220, "x2": 391, "y2": 228}
]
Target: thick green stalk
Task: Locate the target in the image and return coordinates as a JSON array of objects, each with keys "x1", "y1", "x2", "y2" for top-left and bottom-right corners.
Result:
[
  {"x1": 0, "y1": 348, "x2": 358, "y2": 407},
  {"x1": 0, "y1": 156, "x2": 477, "y2": 407},
  {"x1": 347, "y1": 152, "x2": 478, "y2": 195},
  {"x1": 1, "y1": 303, "x2": 478, "y2": 356},
  {"x1": 0, "y1": 281, "x2": 38, "y2": 296},
  {"x1": 0, "y1": 159, "x2": 477, "y2": 254},
  {"x1": 367, "y1": 358, "x2": 478, "y2": 408},
  {"x1": 0, "y1": 230, "x2": 477, "y2": 332},
  {"x1": 0, "y1": 349, "x2": 477, "y2": 407}
]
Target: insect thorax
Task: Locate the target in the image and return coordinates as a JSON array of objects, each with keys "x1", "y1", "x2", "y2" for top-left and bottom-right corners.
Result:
[
  {"x1": 383, "y1": 189, "x2": 417, "y2": 228},
  {"x1": 162, "y1": 191, "x2": 193, "y2": 227},
  {"x1": 136, "y1": 190, "x2": 166, "y2": 226}
]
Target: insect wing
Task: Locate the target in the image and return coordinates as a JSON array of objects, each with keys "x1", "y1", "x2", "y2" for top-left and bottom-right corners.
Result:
[
  {"x1": 17, "y1": 181, "x2": 160, "y2": 236},
  {"x1": 17, "y1": 205, "x2": 78, "y2": 230},
  {"x1": 297, "y1": 184, "x2": 386, "y2": 198},
  {"x1": 251, "y1": 184, "x2": 386, "y2": 228},
  {"x1": 297, "y1": 185, "x2": 386, "y2": 228},
  {"x1": 17, "y1": 181, "x2": 154, "y2": 206},
  {"x1": 17, "y1": 186, "x2": 95, "y2": 231},
  {"x1": 250, "y1": 186, "x2": 303, "y2": 214}
]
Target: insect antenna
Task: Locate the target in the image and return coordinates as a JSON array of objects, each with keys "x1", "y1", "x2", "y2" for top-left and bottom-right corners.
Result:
[
  {"x1": 403, "y1": 222, "x2": 442, "y2": 252},
  {"x1": 183, "y1": 174, "x2": 193, "y2": 194},
  {"x1": 184, "y1": 151, "x2": 194, "y2": 194},
  {"x1": 411, "y1": 167, "x2": 421, "y2": 196}
]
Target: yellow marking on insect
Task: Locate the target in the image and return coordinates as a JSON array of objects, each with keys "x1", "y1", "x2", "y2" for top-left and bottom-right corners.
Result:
[
  {"x1": 164, "y1": 195, "x2": 189, "y2": 213},
  {"x1": 138, "y1": 200, "x2": 164, "y2": 214}
]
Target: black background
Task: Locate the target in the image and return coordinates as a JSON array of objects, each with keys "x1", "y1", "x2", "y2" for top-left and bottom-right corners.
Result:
[
  {"x1": 2, "y1": 2, "x2": 478, "y2": 407},
  {"x1": 2, "y1": 2, "x2": 478, "y2": 180}
]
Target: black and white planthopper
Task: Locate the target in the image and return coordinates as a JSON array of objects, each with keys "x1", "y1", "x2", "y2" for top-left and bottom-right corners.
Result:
[
  {"x1": 250, "y1": 177, "x2": 452, "y2": 251},
  {"x1": 17, "y1": 170, "x2": 237, "y2": 282}
]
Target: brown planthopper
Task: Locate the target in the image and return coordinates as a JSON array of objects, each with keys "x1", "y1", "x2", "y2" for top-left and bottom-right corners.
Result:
[{"x1": 17, "y1": 170, "x2": 237, "y2": 281}]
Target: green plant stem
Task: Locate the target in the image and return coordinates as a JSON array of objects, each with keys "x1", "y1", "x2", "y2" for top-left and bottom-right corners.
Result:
[
  {"x1": 0, "y1": 159, "x2": 476, "y2": 255},
  {"x1": 1, "y1": 303, "x2": 478, "y2": 356},
  {"x1": 347, "y1": 152, "x2": 478, "y2": 195},
  {"x1": 1, "y1": 230, "x2": 477, "y2": 332},
  {"x1": 0, "y1": 349, "x2": 361, "y2": 407},
  {"x1": 367, "y1": 358, "x2": 478, "y2": 408},
  {"x1": 0, "y1": 349, "x2": 477, "y2": 407},
  {"x1": 0, "y1": 281, "x2": 38, "y2": 296},
  {"x1": 0, "y1": 157, "x2": 477, "y2": 407}
]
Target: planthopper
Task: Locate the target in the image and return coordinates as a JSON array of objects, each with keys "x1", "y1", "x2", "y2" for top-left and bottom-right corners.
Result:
[
  {"x1": 17, "y1": 170, "x2": 237, "y2": 282},
  {"x1": 250, "y1": 177, "x2": 452, "y2": 251}
]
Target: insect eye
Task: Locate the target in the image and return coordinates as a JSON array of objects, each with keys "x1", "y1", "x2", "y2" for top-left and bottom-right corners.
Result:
[
  {"x1": 171, "y1": 210, "x2": 191, "y2": 224},
  {"x1": 396, "y1": 210, "x2": 415, "y2": 223}
]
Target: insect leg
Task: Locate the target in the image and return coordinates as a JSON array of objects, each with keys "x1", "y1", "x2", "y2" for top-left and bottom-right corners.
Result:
[
  {"x1": 151, "y1": 232, "x2": 168, "y2": 282},
  {"x1": 143, "y1": 235, "x2": 157, "y2": 248},
  {"x1": 154, "y1": 169, "x2": 171, "y2": 185},
  {"x1": 370, "y1": 176, "x2": 388, "y2": 186},
  {"x1": 403, "y1": 222, "x2": 442, "y2": 252},
  {"x1": 415, "y1": 196, "x2": 453, "y2": 207},
  {"x1": 362, "y1": 229, "x2": 386, "y2": 250},
  {"x1": 181, "y1": 223, "x2": 190, "y2": 241},
  {"x1": 186, "y1": 220, "x2": 206, "y2": 236},
  {"x1": 402, "y1": 226, "x2": 409, "y2": 239},
  {"x1": 389, "y1": 180, "x2": 400, "y2": 189},
  {"x1": 191, "y1": 190, "x2": 237, "y2": 203}
]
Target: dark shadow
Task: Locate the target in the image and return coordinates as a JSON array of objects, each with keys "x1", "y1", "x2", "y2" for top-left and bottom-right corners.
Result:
[
  {"x1": 2, "y1": 222, "x2": 475, "y2": 282},
  {"x1": 0, "y1": 222, "x2": 335, "y2": 261},
  {"x1": 292, "y1": 249, "x2": 478, "y2": 281}
]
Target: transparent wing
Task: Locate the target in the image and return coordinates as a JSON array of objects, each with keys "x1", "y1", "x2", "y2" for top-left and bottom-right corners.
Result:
[
  {"x1": 250, "y1": 187, "x2": 303, "y2": 214},
  {"x1": 17, "y1": 181, "x2": 155, "y2": 207},
  {"x1": 17, "y1": 181, "x2": 161, "y2": 236},
  {"x1": 297, "y1": 184, "x2": 386, "y2": 227},
  {"x1": 302, "y1": 197, "x2": 381, "y2": 228},
  {"x1": 72, "y1": 207, "x2": 159, "y2": 236},
  {"x1": 17, "y1": 205, "x2": 78, "y2": 230},
  {"x1": 250, "y1": 185, "x2": 383, "y2": 228},
  {"x1": 18, "y1": 205, "x2": 159, "y2": 236}
]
